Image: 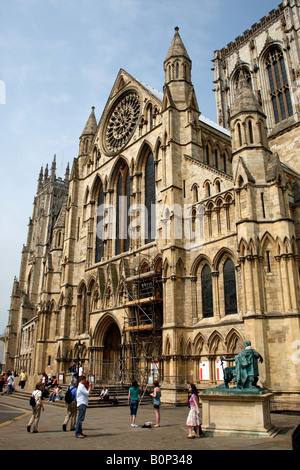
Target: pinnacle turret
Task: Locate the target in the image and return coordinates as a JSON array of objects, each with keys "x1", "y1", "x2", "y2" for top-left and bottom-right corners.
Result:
[
  {"x1": 230, "y1": 71, "x2": 264, "y2": 119},
  {"x1": 81, "y1": 106, "x2": 97, "y2": 137},
  {"x1": 165, "y1": 27, "x2": 191, "y2": 63},
  {"x1": 164, "y1": 27, "x2": 192, "y2": 86}
]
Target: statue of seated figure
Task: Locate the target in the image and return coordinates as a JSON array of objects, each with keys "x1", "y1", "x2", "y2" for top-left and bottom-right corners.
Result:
[{"x1": 219, "y1": 340, "x2": 264, "y2": 390}]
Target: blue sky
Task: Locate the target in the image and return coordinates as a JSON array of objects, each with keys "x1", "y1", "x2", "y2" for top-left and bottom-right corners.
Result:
[{"x1": 0, "y1": 0, "x2": 280, "y2": 333}]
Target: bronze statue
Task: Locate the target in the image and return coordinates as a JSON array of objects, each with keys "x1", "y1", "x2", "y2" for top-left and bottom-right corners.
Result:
[{"x1": 219, "y1": 340, "x2": 264, "y2": 390}]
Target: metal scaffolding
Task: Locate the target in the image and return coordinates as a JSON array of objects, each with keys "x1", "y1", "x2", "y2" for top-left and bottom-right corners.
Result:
[{"x1": 121, "y1": 256, "x2": 163, "y2": 390}]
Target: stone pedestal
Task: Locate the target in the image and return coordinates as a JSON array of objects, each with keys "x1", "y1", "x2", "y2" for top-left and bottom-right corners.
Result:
[{"x1": 200, "y1": 390, "x2": 279, "y2": 438}]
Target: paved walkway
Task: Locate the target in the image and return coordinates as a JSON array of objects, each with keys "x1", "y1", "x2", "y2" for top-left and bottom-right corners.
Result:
[{"x1": 0, "y1": 394, "x2": 298, "y2": 452}]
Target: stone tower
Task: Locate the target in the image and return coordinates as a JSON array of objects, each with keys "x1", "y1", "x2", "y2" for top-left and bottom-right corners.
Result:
[
  {"x1": 230, "y1": 75, "x2": 300, "y2": 393},
  {"x1": 213, "y1": 0, "x2": 300, "y2": 170},
  {"x1": 5, "y1": 156, "x2": 69, "y2": 372}
]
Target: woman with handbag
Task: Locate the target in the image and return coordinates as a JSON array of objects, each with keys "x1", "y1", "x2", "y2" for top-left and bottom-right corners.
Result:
[{"x1": 27, "y1": 383, "x2": 44, "y2": 433}]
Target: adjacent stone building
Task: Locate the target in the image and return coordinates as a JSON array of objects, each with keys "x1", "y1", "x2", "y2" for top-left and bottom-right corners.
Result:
[{"x1": 5, "y1": 2, "x2": 300, "y2": 410}]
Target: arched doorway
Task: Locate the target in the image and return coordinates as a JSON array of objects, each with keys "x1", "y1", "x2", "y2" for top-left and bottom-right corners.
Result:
[
  {"x1": 103, "y1": 322, "x2": 121, "y2": 381},
  {"x1": 92, "y1": 315, "x2": 122, "y2": 383}
]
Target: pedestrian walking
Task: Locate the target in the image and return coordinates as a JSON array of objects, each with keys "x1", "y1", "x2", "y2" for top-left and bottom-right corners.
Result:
[
  {"x1": 27, "y1": 383, "x2": 44, "y2": 433},
  {"x1": 19, "y1": 370, "x2": 27, "y2": 390},
  {"x1": 63, "y1": 379, "x2": 77, "y2": 432},
  {"x1": 186, "y1": 384, "x2": 201, "y2": 438},
  {"x1": 128, "y1": 380, "x2": 140, "y2": 427},
  {"x1": 7, "y1": 374, "x2": 15, "y2": 394},
  {"x1": 0, "y1": 374, "x2": 5, "y2": 393},
  {"x1": 150, "y1": 379, "x2": 161, "y2": 427},
  {"x1": 74, "y1": 375, "x2": 92, "y2": 438}
]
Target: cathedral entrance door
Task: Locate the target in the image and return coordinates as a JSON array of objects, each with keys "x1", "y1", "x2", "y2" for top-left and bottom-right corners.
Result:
[{"x1": 102, "y1": 322, "x2": 121, "y2": 382}]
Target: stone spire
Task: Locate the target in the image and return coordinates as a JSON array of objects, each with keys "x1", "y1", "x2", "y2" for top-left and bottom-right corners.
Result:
[
  {"x1": 37, "y1": 166, "x2": 43, "y2": 190},
  {"x1": 81, "y1": 106, "x2": 97, "y2": 137},
  {"x1": 51, "y1": 154, "x2": 57, "y2": 180},
  {"x1": 164, "y1": 27, "x2": 192, "y2": 88},
  {"x1": 230, "y1": 72, "x2": 264, "y2": 119},
  {"x1": 79, "y1": 106, "x2": 97, "y2": 157},
  {"x1": 165, "y1": 27, "x2": 191, "y2": 63},
  {"x1": 64, "y1": 162, "x2": 70, "y2": 183},
  {"x1": 230, "y1": 70, "x2": 269, "y2": 158},
  {"x1": 44, "y1": 164, "x2": 49, "y2": 180}
]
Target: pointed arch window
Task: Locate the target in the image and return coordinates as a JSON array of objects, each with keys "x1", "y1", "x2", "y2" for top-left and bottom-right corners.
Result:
[
  {"x1": 82, "y1": 290, "x2": 87, "y2": 332},
  {"x1": 190, "y1": 208, "x2": 197, "y2": 243},
  {"x1": 145, "y1": 152, "x2": 156, "y2": 244},
  {"x1": 265, "y1": 47, "x2": 293, "y2": 124},
  {"x1": 205, "y1": 145, "x2": 210, "y2": 165},
  {"x1": 222, "y1": 153, "x2": 227, "y2": 173},
  {"x1": 204, "y1": 181, "x2": 211, "y2": 198},
  {"x1": 215, "y1": 149, "x2": 219, "y2": 169},
  {"x1": 201, "y1": 264, "x2": 214, "y2": 318},
  {"x1": 96, "y1": 185, "x2": 104, "y2": 263},
  {"x1": 248, "y1": 120, "x2": 254, "y2": 143},
  {"x1": 223, "y1": 259, "x2": 237, "y2": 315},
  {"x1": 78, "y1": 285, "x2": 88, "y2": 334},
  {"x1": 116, "y1": 164, "x2": 131, "y2": 255},
  {"x1": 238, "y1": 123, "x2": 242, "y2": 146},
  {"x1": 149, "y1": 105, "x2": 153, "y2": 130}
]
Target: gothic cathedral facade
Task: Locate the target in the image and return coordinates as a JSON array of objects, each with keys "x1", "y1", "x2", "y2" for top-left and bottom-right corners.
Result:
[{"x1": 5, "y1": 2, "x2": 300, "y2": 410}]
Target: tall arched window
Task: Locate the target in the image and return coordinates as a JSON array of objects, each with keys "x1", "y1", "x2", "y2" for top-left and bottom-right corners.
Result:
[
  {"x1": 215, "y1": 149, "x2": 219, "y2": 169},
  {"x1": 95, "y1": 185, "x2": 104, "y2": 263},
  {"x1": 223, "y1": 258, "x2": 237, "y2": 315},
  {"x1": 248, "y1": 120, "x2": 254, "y2": 144},
  {"x1": 148, "y1": 105, "x2": 153, "y2": 131},
  {"x1": 238, "y1": 123, "x2": 242, "y2": 146},
  {"x1": 265, "y1": 46, "x2": 293, "y2": 124},
  {"x1": 116, "y1": 163, "x2": 130, "y2": 255},
  {"x1": 82, "y1": 290, "x2": 87, "y2": 333},
  {"x1": 78, "y1": 285, "x2": 88, "y2": 334},
  {"x1": 222, "y1": 153, "x2": 227, "y2": 173},
  {"x1": 190, "y1": 208, "x2": 197, "y2": 243},
  {"x1": 145, "y1": 152, "x2": 156, "y2": 244},
  {"x1": 201, "y1": 264, "x2": 213, "y2": 318},
  {"x1": 205, "y1": 145, "x2": 210, "y2": 165}
]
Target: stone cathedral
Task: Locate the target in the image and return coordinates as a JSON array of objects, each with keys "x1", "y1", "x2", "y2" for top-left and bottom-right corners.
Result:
[{"x1": 5, "y1": 1, "x2": 300, "y2": 410}]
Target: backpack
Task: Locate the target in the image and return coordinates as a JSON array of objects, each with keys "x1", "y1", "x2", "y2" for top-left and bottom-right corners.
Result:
[
  {"x1": 65, "y1": 386, "x2": 74, "y2": 404},
  {"x1": 30, "y1": 390, "x2": 38, "y2": 407},
  {"x1": 29, "y1": 395, "x2": 36, "y2": 406}
]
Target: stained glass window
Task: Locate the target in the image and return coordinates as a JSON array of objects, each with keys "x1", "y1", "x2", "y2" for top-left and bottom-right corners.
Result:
[
  {"x1": 116, "y1": 165, "x2": 131, "y2": 255},
  {"x1": 201, "y1": 264, "x2": 213, "y2": 318},
  {"x1": 266, "y1": 47, "x2": 293, "y2": 124},
  {"x1": 95, "y1": 185, "x2": 104, "y2": 263},
  {"x1": 223, "y1": 258, "x2": 237, "y2": 315},
  {"x1": 145, "y1": 152, "x2": 156, "y2": 244}
]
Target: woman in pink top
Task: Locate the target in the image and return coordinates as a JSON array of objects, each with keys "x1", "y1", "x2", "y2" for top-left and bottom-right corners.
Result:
[{"x1": 186, "y1": 384, "x2": 202, "y2": 438}]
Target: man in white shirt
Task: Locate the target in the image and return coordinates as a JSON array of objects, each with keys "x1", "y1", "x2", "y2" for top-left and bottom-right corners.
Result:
[
  {"x1": 7, "y1": 374, "x2": 14, "y2": 394},
  {"x1": 98, "y1": 385, "x2": 109, "y2": 402},
  {"x1": 75, "y1": 375, "x2": 92, "y2": 438}
]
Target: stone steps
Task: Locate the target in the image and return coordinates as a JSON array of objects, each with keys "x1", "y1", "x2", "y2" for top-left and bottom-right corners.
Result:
[{"x1": 5, "y1": 384, "x2": 152, "y2": 408}]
